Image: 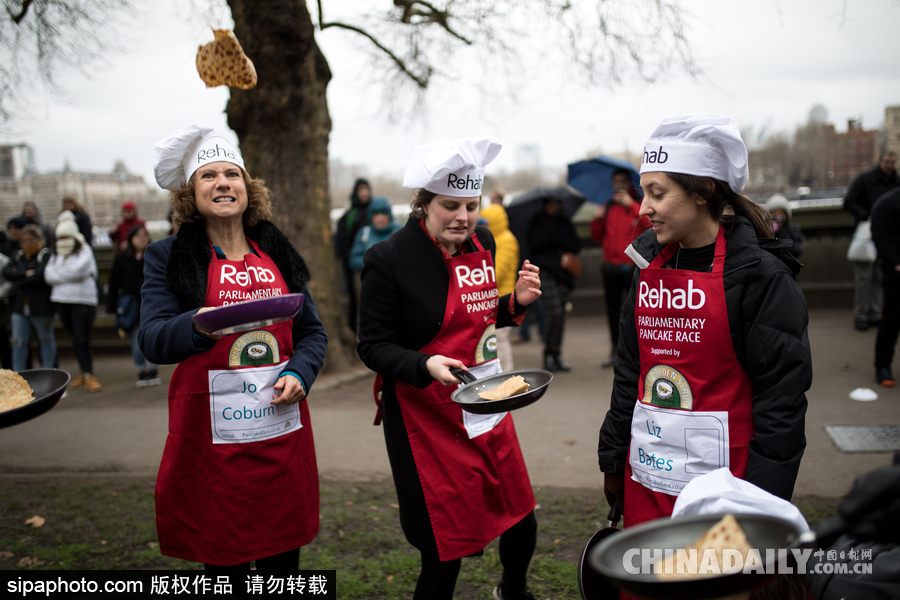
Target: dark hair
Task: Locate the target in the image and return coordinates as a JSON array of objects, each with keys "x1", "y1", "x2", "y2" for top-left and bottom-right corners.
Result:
[
  {"x1": 410, "y1": 189, "x2": 437, "y2": 219},
  {"x1": 169, "y1": 169, "x2": 272, "y2": 230},
  {"x1": 19, "y1": 224, "x2": 44, "y2": 245},
  {"x1": 666, "y1": 173, "x2": 773, "y2": 239},
  {"x1": 125, "y1": 225, "x2": 151, "y2": 258}
]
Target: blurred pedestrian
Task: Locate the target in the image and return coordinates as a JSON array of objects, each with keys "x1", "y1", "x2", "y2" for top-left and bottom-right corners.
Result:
[
  {"x1": 0, "y1": 217, "x2": 25, "y2": 257},
  {"x1": 2, "y1": 225, "x2": 57, "y2": 372},
  {"x1": 334, "y1": 178, "x2": 372, "y2": 333},
  {"x1": 21, "y1": 201, "x2": 55, "y2": 249},
  {"x1": 482, "y1": 203, "x2": 520, "y2": 370},
  {"x1": 349, "y1": 196, "x2": 402, "y2": 279},
  {"x1": 0, "y1": 230, "x2": 14, "y2": 369},
  {"x1": 843, "y1": 151, "x2": 899, "y2": 331},
  {"x1": 765, "y1": 194, "x2": 804, "y2": 259},
  {"x1": 590, "y1": 168, "x2": 650, "y2": 367},
  {"x1": 528, "y1": 196, "x2": 581, "y2": 372},
  {"x1": 61, "y1": 195, "x2": 94, "y2": 247},
  {"x1": 45, "y1": 214, "x2": 103, "y2": 392},
  {"x1": 106, "y1": 225, "x2": 159, "y2": 387},
  {"x1": 490, "y1": 187, "x2": 506, "y2": 205},
  {"x1": 109, "y1": 201, "x2": 147, "y2": 254},
  {"x1": 871, "y1": 187, "x2": 900, "y2": 387}
]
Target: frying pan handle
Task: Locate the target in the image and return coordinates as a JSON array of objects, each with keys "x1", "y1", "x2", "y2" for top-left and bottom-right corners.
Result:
[
  {"x1": 606, "y1": 500, "x2": 622, "y2": 527},
  {"x1": 450, "y1": 367, "x2": 477, "y2": 385}
]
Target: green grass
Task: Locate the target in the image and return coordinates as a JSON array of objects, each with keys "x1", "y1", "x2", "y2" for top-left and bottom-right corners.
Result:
[{"x1": 0, "y1": 476, "x2": 840, "y2": 599}]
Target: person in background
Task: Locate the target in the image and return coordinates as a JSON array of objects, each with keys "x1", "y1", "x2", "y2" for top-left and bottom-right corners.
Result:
[
  {"x1": 335, "y1": 178, "x2": 372, "y2": 333},
  {"x1": 357, "y1": 136, "x2": 542, "y2": 600},
  {"x1": 21, "y1": 201, "x2": 55, "y2": 249},
  {"x1": 61, "y1": 195, "x2": 94, "y2": 247},
  {"x1": 482, "y1": 203, "x2": 520, "y2": 371},
  {"x1": 140, "y1": 124, "x2": 327, "y2": 572},
  {"x1": 0, "y1": 229, "x2": 16, "y2": 369},
  {"x1": 109, "y1": 201, "x2": 147, "y2": 254},
  {"x1": 106, "y1": 225, "x2": 159, "y2": 387},
  {"x1": 44, "y1": 213, "x2": 102, "y2": 392},
  {"x1": 349, "y1": 196, "x2": 402, "y2": 278},
  {"x1": 528, "y1": 196, "x2": 581, "y2": 372},
  {"x1": 2, "y1": 225, "x2": 57, "y2": 372},
  {"x1": 590, "y1": 168, "x2": 650, "y2": 368},
  {"x1": 597, "y1": 114, "x2": 810, "y2": 530},
  {"x1": 843, "y1": 151, "x2": 899, "y2": 331},
  {"x1": 490, "y1": 187, "x2": 506, "y2": 205},
  {"x1": 765, "y1": 193, "x2": 804, "y2": 261},
  {"x1": 0, "y1": 217, "x2": 25, "y2": 257},
  {"x1": 870, "y1": 186, "x2": 900, "y2": 387}
]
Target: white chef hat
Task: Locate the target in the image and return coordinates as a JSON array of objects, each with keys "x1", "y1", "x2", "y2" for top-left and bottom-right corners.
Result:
[
  {"x1": 671, "y1": 468, "x2": 810, "y2": 533},
  {"x1": 403, "y1": 135, "x2": 502, "y2": 198},
  {"x1": 640, "y1": 113, "x2": 749, "y2": 194},
  {"x1": 153, "y1": 124, "x2": 245, "y2": 191}
]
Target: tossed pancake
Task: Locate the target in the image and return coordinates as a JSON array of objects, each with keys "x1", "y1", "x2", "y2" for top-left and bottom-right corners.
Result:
[
  {"x1": 0, "y1": 369, "x2": 35, "y2": 412},
  {"x1": 196, "y1": 27, "x2": 257, "y2": 89}
]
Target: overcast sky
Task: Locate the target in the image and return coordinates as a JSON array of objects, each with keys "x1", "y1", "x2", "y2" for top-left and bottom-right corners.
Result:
[{"x1": 5, "y1": 0, "x2": 900, "y2": 190}]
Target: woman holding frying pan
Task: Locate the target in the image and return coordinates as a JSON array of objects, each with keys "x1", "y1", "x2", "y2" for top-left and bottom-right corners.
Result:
[
  {"x1": 357, "y1": 136, "x2": 542, "y2": 600},
  {"x1": 139, "y1": 125, "x2": 327, "y2": 571},
  {"x1": 597, "y1": 114, "x2": 811, "y2": 530}
]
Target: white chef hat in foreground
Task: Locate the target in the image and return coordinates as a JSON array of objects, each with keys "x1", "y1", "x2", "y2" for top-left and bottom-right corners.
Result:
[
  {"x1": 640, "y1": 113, "x2": 749, "y2": 194},
  {"x1": 671, "y1": 467, "x2": 810, "y2": 533},
  {"x1": 153, "y1": 124, "x2": 245, "y2": 191},
  {"x1": 403, "y1": 135, "x2": 502, "y2": 198}
]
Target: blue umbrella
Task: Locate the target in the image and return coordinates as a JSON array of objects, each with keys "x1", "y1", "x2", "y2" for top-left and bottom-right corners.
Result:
[{"x1": 567, "y1": 155, "x2": 641, "y2": 205}]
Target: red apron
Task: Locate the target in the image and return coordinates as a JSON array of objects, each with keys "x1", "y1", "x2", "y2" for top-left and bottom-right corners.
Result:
[
  {"x1": 624, "y1": 226, "x2": 753, "y2": 528},
  {"x1": 393, "y1": 233, "x2": 535, "y2": 561},
  {"x1": 155, "y1": 240, "x2": 319, "y2": 565}
]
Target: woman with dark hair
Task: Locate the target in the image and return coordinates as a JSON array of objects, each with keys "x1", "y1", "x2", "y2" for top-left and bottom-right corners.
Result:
[
  {"x1": 107, "y1": 224, "x2": 158, "y2": 387},
  {"x1": 357, "y1": 136, "x2": 543, "y2": 600},
  {"x1": 139, "y1": 125, "x2": 327, "y2": 572},
  {"x1": 597, "y1": 114, "x2": 812, "y2": 529},
  {"x1": 44, "y1": 212, "x2": 102, "y2": 391}
]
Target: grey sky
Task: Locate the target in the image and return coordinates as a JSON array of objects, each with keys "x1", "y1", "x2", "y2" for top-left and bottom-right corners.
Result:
[{"x1": 5, "y1": 0, "x2": 899, "y2": 191}]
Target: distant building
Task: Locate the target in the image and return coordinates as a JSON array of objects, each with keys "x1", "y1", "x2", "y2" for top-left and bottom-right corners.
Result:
[
  {"x1": 0, "y1": 145, "x2": 166, "y2": 232},
  {"x1": 885, "y1": 105, "x2": 900, "y2": 158},
  {"x1": 831, "y1": 118, "x2": 879, "y2": 187}
]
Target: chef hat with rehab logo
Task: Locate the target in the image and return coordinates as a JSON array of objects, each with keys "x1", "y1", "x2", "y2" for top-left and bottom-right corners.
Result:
[
  {"x1": 640, "y1": 113, "x2": 749, "y2": 194},
  {"x1": 403, "y1": 135, "x2": 502, "y2": 198},
  {"x1": 153, "y1": 124, "x2": 245, "y2": 191}
]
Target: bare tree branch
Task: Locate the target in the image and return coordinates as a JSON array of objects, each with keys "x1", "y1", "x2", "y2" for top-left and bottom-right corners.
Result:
[{"x1": 8, "y1": 0, "x2": 34, "y2": 24}]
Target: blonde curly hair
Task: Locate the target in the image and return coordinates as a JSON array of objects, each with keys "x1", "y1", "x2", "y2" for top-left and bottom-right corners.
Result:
[{"x1": 169, "y1": 169, "x2": 273, "y2": 230}]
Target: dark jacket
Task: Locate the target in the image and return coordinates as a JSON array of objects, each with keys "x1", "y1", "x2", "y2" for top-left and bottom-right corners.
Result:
[
  {"x1": 871, "y1": 187, "x2": 900, "y2": 273},
  {"x1": 138, "y1": 220, "x2": 327, "y2": 390},
  {"x1": 334, "y1": 178, "x2": 371, "y2": 269},
  {"x1": 105, "y1": 252, "x2": 145, "y2": 314},
  {"x1": 73, "y1": 211, "x2": 94, "y2": 247},
  {"x1": 527, "y1": 210, "x2": 582, "y2": 288},
  {"x1": 597, "y1": 216, "x2": 811, "y2": 501},
  {"x1": 843, "y1": 164, "x2": 900, "y2": 225},
  {"x1": 2, "y1": 247, "x2": 54, "y2": 316}
]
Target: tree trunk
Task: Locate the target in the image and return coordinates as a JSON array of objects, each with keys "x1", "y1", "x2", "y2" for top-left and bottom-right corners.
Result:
[{"x1": 226, "y1": 0, "x2": 355, "y2": 372}]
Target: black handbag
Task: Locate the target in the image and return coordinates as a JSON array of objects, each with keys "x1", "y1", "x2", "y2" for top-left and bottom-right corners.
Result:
[{"x1": 114, "y1": 294, "x2": 140, "y2": 331}]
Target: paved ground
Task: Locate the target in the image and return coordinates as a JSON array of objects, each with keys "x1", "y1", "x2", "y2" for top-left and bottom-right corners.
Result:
[{"x1": 1, "y1": 309, "x2": 897, "y2": 499}]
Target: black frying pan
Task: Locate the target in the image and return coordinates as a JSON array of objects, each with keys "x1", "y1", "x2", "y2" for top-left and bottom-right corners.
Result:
[
  {"x1": 450, "y1": 368, "x2": 553, "y2": 414},
  {"x1": 587, "y1": 513, "x2": 807, "y2": 599},
  {"x1": 579, "y1": 501, "x2": 622, "y2": 600},
  {"x1": 0, "y1": 369, "x2": 71, "y2": 429}
]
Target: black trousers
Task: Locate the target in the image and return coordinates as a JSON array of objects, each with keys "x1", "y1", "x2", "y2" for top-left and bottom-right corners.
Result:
[
  {"x1": 204, "y1": 547, "x2": 301, "y2": 573},
  {"x1": 875, "y1": 269, "x2": 900, "y2": 370},
  {"x1": 413, "y1": 511, "x2": 537, "y2": 600},
  {"x1": 56, "y1": 303, "x2": 96, "y2": 374},
  {"x1": 602, "y1": 263, "x2": 635, "y2": 347}
]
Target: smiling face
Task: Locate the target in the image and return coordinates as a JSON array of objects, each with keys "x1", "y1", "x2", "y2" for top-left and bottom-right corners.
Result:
[
  {"x1": 422, "y1": 194, "x2": 480, "y2": 253},
  {"x1": 639, "y1": 172, "x2": 718, "y2": 248},
  {"x1": 193, "y1": 161, "x2": 249, "y2": 223}
]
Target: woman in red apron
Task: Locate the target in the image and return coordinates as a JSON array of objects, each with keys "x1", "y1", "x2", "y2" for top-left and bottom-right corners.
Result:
[
  {"x1": 139, "y1": 125, "x2": 328, "y2": 571},
  {"x1": 357, "y1": 136, "x2": 543, "y2": 600},
  {"x1": 597, "y1": 114, "x2": 812, "y2": 531}
]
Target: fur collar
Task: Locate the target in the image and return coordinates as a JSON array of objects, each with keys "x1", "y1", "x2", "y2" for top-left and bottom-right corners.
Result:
[{"x1": 165, "y1": 220, "x2": 311, "y2": 308}]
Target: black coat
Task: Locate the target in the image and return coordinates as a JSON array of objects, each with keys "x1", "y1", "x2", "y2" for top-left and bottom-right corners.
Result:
[
  {"x1": 871, "y1": 187, "x2": 900, "y2": 273},
  {"x1": 106, "y1": 252, "x2": 144, "y2": 314},
  {"x1": 2, "y1": 248, "x2": 53, "y2": 316},
  {"x1": 527, "y1": 210, "x2": 581, "y2": 288},
  {"x1": 597, "y1": 216, "x2": 811, "y2": 501},
  {"x1": 138, "y1": 220, "x2": 327, "y2": 390},
  {"x1": 843, "y1": 164, "x2": 900, "y2": 225}
]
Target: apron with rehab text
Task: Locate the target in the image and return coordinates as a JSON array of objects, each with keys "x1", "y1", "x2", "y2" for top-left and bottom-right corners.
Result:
[
  {"x1": 155, "y1": 240, "x2": 319, "y2": 565},
  {"x1": 393, "y1": 233, "x2": 535, "y2": 561},
  {"x1": 625, "y1": 226, "x2": 753, "y2": 528}
]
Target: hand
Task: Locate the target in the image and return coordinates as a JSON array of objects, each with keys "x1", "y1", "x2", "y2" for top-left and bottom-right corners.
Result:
[
  {"x1": 612, "y1": 189, "x2": 632, "y2": 207},
  {"x1": 425, "y1": 355, "x2": 467, "y2": 386},
  {"x1": 604, "y1": 472, "x2": 625, "y2": 513},
  {"x1": 25, "y1": 269, "x2": 35, "y2": 277},
  {"x1": 514, "y1": 260, "x2": 542, "y2": 306},
  {"x1": 593, "y1": 204, "x2": 607, "y2": 219},
  {"x1": 193, "y1": 307, "x2": 225, "y2": 340},
  {"x1": 271, "y1": 375, "x2": 306, "y2": 405}
]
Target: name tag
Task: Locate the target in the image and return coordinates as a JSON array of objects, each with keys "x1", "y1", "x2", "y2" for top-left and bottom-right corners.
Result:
[
  {"x1": 208, "y1": 362, "x2": 300, "y2": 444},
  {"x1": 461, "y1": 359, "x2": 506, "y2": 439}
]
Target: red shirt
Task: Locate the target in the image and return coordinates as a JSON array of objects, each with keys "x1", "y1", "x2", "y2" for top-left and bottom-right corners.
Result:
[{"x1": 590, "y1": 196, "x2": 650, "y2": 265}]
